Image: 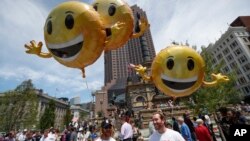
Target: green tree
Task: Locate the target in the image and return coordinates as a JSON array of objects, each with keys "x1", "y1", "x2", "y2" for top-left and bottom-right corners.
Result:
[
  {"x1": 0, "y1": 79, "x2": 38, "y2": 131},
  {"x1": 40, "y1": 100, "x2": 56, "y2": 130},
  {"x1": 64, "y1": 107, "x2": 72, "y2": 127},
  {"x1": 186, "y1": 48, "x2": 243, "y2": 114},
  {"x1": 80, "y1": 111, "x2": 89, "y2": 120}
]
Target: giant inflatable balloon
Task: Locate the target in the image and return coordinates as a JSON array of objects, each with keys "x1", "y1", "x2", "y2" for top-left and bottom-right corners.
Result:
[
  {"x1": 131, "y1": 45, "x2": 229, "y2": 98},
  {"x1": 24, "y1": 1, "x2": 106, "y2": 77},
  {"x1": 92, "y1": 0, "x2": 149, "y2": 51}
]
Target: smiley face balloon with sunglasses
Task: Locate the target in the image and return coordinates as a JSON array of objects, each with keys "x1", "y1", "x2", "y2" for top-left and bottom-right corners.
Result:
[
  {"x1": 92, "y1": 0, "x2": 149, "y2": 51},
  {"x1": 131, "y1": 45, "x2": 229, "y2": 97},
  {"x1": 24, "y1": 1, "x2": 106, "y2": 77}
]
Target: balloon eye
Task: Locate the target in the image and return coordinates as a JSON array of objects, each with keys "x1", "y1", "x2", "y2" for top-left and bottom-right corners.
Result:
[
  {"x1": 65, "y1": 14, "x2": 74, "y2": 29},
  {"x1": 108, "y1": 5, "x2": 116, "y2": 16},
  {"x1": 93, "y1": 5, "x2": 98, "y2": 11},
  {"x1": 47, "y1": 20, "x2": 52, "y2": 35},
  {"x1": 166, "y1": 59, "x2": 174, "y2": 70},
  {"x1": 187, "y1": 59, "x2": 195, "y2": 71}
]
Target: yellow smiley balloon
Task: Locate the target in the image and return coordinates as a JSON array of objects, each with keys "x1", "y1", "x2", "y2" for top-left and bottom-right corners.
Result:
[
  {"x1": 132, "y1": 45, "x2": 229, "y2": 97},
  {"x1": 92, "y1": 0, "x2": 149, "y2": 51},
  {"x1": 25, "y1": 1, "x2": 106, "y2": 77},
  {"x1": 151, "y1": 45, "x2": 205, "y2": 97}
]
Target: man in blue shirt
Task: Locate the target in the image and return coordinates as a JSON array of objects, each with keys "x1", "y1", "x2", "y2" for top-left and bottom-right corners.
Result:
[{"x1": 177, "y1": 117, "x2": 192, "y2": 141}]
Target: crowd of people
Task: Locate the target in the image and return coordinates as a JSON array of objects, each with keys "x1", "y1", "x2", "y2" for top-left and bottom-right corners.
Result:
[
  {"x1": 148, "y1": 111, "x2": 215, "y2": 141},
  {"x1": 217, "y1": 102, "x2": 250, "y2": 140},
  {"x1": 1, "y1": 102, "x2": 249, "y2": 141},
  {"x1": 0, "y1": 111, "x2": 217, "y2": 141}
]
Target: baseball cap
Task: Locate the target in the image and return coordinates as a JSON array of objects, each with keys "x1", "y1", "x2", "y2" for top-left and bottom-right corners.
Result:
[{"x1": 79, "y1": 127, "x2": 83, "y2": 131}]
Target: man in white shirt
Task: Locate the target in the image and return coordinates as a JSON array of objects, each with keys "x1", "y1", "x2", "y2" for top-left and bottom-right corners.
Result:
[
  {"x1": 77, "y1": 128, "x2": 84, "y2": 141},
  {"x1": 40, "y1": 129, "x2": 51, "y2": 141},
  {"x1": 18, "y1": 129, "x2": 27, "y2": 141},
  {"x1": 149, "y1": 112, "x2": 185, "y2": 141},
  {"x1": 48, "y1": 128, "x2": 56, "y2": 141},
  {"x1": 120, "y1": 114, "x2": 133, "y2": 141},
  {"x1": 83, "y1": 128, "x2": 90, "y2": 141}
]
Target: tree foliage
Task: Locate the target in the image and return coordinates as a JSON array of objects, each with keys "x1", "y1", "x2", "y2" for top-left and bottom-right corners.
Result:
[
  {"x1": 64, "y1": 107, "x2": 72, "y2": 127},
  {"x1": 97, "y1": 110, "x2": 104, "y2": 117},
  {"x1": 40, "y1": 100, "x2": 56, "y2": 130},
  {"x1": 0, "y1": 79, "x2": 38, "y2": 131},
  {"x1": 80, "y1": 111, "x2": 89, "y2": 121},
  {"x1": 185, "y1": 48, "x2": 243, "y2": 114}
]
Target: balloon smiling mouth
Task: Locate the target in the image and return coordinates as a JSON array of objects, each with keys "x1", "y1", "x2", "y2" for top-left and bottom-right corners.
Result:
[
  {"x1": 161, "y1": 74, "x2": 197, "y2": 91},
  {"x1": 47, "y1": 34, "x2": 84, "y2": 61}
]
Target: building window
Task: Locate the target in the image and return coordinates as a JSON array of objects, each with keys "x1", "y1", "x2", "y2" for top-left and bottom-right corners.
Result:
[
  {"x1": 238, "y1": 77, "x2": 247, "y2": 84},
  {"x1": 223, "y1": 48, "x2": 230, "y2": 55},
  {"x1": 223, "y1": 66, "x2": 230, "y2": 73},
  {"x1": 238, "y1": 55, "x2": 248, "y2": 64},
  {"x1": 230, "y1": 62, "x2": 237, "y2": 69},
  {"x1": 244, "y1": 87, "x2": 250, "y2": 93},
  {"x1": 223, "y1": 42, "x2": 226, "y2": 45},
  {"x1": 230, "y1": 41, "x2": 238, "y2": 50},
  {"x1": 226, "y1": 54, "x2": 233, "y2": 62},
  {"x1": 234, "y1": 48, "x2": 242, "y2": 56},
  {"x1": 247, "y1": 74, "x2": 250, "y2": 80},
  {"x1": 217, "y1": 53, "x2": 223, "y2": 60},
  {"x1": 230, "y1": 34, "x2": 233, "y2": 39},
  {"x1": 136, "y1": 96, "x2": 145, "y2": 102},
  {"x1": 212, "y1": 58, "x2": 217, "y2": 64},
  {"x1": 243, "y1": 63, "x2": 250, "y2": 72},
  {"x1": 243, "y1": 38, "x2": 248, "y2": 43},
  {"x1": 226, "y1": 38, "x2": 230, "y2": 42},
  {"x1": 236, "y1": 69, "x2": 242, "y2": 75}
]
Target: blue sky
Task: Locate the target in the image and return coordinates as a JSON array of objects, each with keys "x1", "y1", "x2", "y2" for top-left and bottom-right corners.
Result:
[{"x1": 1, "y1": 0, "x2": 250, "y2": 103}]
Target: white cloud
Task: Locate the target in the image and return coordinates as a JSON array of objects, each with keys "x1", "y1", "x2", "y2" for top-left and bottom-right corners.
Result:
[
  {"x1": 127, "y1": 0, "x2": 250, "y2": 52},
  {"x1": 0, "y1": 0, "x2": 104, "y2": 98},
  {"x1": 0, "y1": 65, "x2": 102, "y2": 101}
]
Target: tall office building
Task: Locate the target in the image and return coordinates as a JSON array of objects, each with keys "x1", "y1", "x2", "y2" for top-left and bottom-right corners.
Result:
[
  {"x1": 70, "y1": 96, "x2": 81, "y2": 105},
  {"x1": 206, "y1": 16, "x2": 250, "y2": 97},
  {"x1": 104, "y1": 5, "x2": 156, "y2": 102}
]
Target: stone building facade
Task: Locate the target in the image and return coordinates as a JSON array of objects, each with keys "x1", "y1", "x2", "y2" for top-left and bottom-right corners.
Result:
[{"x1": 36, "y1": 89, "x2": 69, "y2": 130}]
